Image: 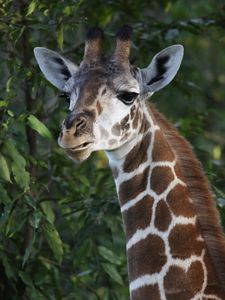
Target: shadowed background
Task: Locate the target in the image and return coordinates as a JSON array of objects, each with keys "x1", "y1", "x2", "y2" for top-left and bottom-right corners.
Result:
[{"x1": 0, "y1": 1, "x2": 225, "y2": 299}]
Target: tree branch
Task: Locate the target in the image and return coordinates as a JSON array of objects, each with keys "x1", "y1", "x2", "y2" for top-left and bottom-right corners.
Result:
[{"x1": 20, "y1": 0, "x2": 36, "y2": 257}]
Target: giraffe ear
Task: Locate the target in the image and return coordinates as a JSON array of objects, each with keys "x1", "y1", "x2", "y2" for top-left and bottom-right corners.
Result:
[
  {"x1": 140, "y1": 45, "x2": 184, "y2": 93},
  {"x1": 34, "y1": 47, "x2": 78, "y2": 90}
]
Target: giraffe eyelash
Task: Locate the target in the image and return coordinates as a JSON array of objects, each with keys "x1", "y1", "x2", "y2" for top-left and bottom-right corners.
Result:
[{"x1": 117, "y1": 92, "x2": 139, "y2": 105}]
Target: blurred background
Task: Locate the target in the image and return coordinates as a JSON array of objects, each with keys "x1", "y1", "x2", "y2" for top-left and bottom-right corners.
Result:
[{"x1": 0, "y1": 1, "x2": 225, "y2": 299}]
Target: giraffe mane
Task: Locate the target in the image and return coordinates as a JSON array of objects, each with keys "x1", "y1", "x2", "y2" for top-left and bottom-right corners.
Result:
[{"x1": 149, "y1": 102, "x2": 225, "y2": 290}]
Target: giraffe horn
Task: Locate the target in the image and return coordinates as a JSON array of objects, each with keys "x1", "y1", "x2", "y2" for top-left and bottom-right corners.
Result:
[
  {"x1": 114, "y1": 24, "x2": 132, "y2": 63},
  {"x1": 83, "y1": 27, "x2": 104, "y2": 63}
]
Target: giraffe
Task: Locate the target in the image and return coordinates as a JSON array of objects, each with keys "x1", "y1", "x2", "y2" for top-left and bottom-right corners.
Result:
[{"x1": 34, "y1": 25, "x2": 225, "y2": 300}]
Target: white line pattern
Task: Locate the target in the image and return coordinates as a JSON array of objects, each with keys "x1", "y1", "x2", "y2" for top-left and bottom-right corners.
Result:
[{"x1": 109, "y1": 101, "x2": 222, "y2": 300}]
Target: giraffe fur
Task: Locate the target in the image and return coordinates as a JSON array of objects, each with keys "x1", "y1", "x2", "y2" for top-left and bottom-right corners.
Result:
[{"x1": 34, "y1": 25, "x2": 225, "y2": 300}]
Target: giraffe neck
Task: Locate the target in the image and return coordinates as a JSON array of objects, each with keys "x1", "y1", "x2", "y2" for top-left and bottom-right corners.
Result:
[{"x1": 106, "y1": 100, "x2": 224, "y2": 300}]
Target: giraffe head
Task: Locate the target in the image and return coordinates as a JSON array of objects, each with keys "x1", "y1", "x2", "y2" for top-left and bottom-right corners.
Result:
[{"x1": 34, "y1": 26, "x2": 183, "y2": 162}]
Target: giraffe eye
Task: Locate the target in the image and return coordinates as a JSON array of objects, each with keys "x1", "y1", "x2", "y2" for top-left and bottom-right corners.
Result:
[
  {"x1": 117, "y1": 92, "x2": 138, "y2": 105},
  {"x1": 59, "y1": 92, "x2": 70, "y2": 104}
]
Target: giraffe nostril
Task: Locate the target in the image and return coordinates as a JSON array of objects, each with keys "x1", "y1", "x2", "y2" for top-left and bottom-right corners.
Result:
[
  {"x1": 63, "y1": 113, "x2": 87, "y2": 132},
  {"x1": 75, "y1": 116, "x2": 87, "y2": 131}
]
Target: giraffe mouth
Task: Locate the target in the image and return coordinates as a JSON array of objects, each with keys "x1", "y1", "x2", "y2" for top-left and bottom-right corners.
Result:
[
  {"x1": 66, "y1": 141, "x2": 94, "y2": 152},
  {"x1": 62, "y1": 141, "x2": 94, "y2": 163}
]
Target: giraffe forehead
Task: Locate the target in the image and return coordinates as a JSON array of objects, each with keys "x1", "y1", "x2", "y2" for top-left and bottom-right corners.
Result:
[
  {"x1": 75, "y1": 58, "x2": 139, "y2": 89},
  {"x1": 73, "y1": 68, "x2": 139, "y2": 104},
  {"x1": 66, "y1": 61, "x2": 140, "y2": 115},
  {"x1": 70, "y1": 71, "x2": 107, "y2": 108}
]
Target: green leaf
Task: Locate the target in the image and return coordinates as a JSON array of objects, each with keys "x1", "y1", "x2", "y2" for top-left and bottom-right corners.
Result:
[
  {"x1": 0, "y1": 205, "x2": 11, "y2": 232},
  {"x1": 0, "y1": 154, "x2": 11, "y2": 183},
  {"x1": 43, "y1": 222, "x2": 63, "y2": 263},
  {"x1": 27, "y1": 115, "x2": 53, "y2": 140},
  {"x1": 41, "y1": 201, "x2": 55, "y2": 224},
  {"x1": 19, "y1": 271, "x2": 34, "y2": 288},
  {"x1": 0, "y1": 183, "x2": 11, "y2": 204},
  {"x1": 77, "y1": 174, "x2": 90, "y2": 187},
  {"x1": 98, "y1": 246, "x2": 122, "y2": 265},
  {"x1": 57, "y1": 24, "x2": 64, "y2": 50},
  {"x1": 14, "y1": 26, "x2": 26, "y2": 44},
  {"x1": 26, "y1": 287, "x2": 46, "y2": 300},
  {"x1": 0, "y1": 100, "x2": 8, "y2": 107},
  {"x1": 29, "y1": 211, "x2": 42, "y2": 229},
  {"x1": 7, "y1": 110, "x2": 14, "y2": 117},
  {"x1": 4, "y1": 140, "x2": 30, "y2": 189},
  {"x1": 22, "y1": 233, "x2": 36, "y2": 267},
  {"x1": 6, "y1": 77, "x2": 12, "y2": 93},
  {"x1": 26, "y1": 0, "x2": 37, "y2": 16},
  {"x1": 11, "y1": 161, "x2": 30, "y2": 189},
  {"x1": 0, "y1": 251, "x2": 17, "y2": 280},
  {"x1": 101, "y1": 263, "x2": 123, "y2": 285},
  {"x1": 8, "y1": 212, "x2": 28, "y2": 238}
]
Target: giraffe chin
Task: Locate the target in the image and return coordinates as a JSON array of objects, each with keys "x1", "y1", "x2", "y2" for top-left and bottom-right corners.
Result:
[{"x1": 64, "y1": 148, "x2": 92, "y2": 163}]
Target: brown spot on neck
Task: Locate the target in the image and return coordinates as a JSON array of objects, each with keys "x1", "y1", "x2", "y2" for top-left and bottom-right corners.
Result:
[
  {"x1": 139, "y1": 115, "x2": 150, "y2": 134},
  {"x1": 123, "y1": 132, "x2": 151, "y2": 172},
  {"x1": 169, "y1": 224, "x2": 204, "y2": 258},
  {"x1": 164, "y1": 264, "x2": 204, "y2": 300},
  {"x1": 128, "y1": 234, "x2": 166, "y2": 281},
  {"x1": 152, "y1": 130, "x2": 174, "y2": 162},
  {"x1": 122, "y1": 195, "x2": 154, "y2": 240},
  {"x1": 132, "y1": 284, "x2": 161, "y2": 300},
  {"x1": 154, "y1": 200, "x2": 172, "y2": 231},
  {"x1": 167, "y1": 184, "x2": 195, "y2": 217},
  {"x1": 150, "y1": 166, "x2": 174, "y2": 195},
  {"x1": 119, "y1": 167, "x2": 149, "y2": 206}
]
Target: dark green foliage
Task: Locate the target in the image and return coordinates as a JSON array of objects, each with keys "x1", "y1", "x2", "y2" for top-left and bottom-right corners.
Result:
[{"x1": 0, "y1": 1, "x2": 225, "y2": 299}]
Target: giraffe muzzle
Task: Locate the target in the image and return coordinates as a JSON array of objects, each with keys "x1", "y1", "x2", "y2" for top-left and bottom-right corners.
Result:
[
  {"x1": 58, "y1": 116, "x2": 94, "y2": 161},
  {"x1": 58, "y1": 130, "x2": 94, "y2": 150},
  {"x1": 58, "y1": 110, "x2": 94, "y2": 150},
  {"x1": 67, "y1": 141, "x2": 94, "y2": 152},
  {"x1": 58, "y1": 131, "x2": 94, "y2": 162}
]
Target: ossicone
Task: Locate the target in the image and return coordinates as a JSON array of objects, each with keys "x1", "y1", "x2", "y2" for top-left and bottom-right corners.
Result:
[
  {"x1": 113, "y1": 24, "x2": 133, "y2": 64},
  {"x1": 83, "y1": 27, "x2": 104, "y2": 63}
]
